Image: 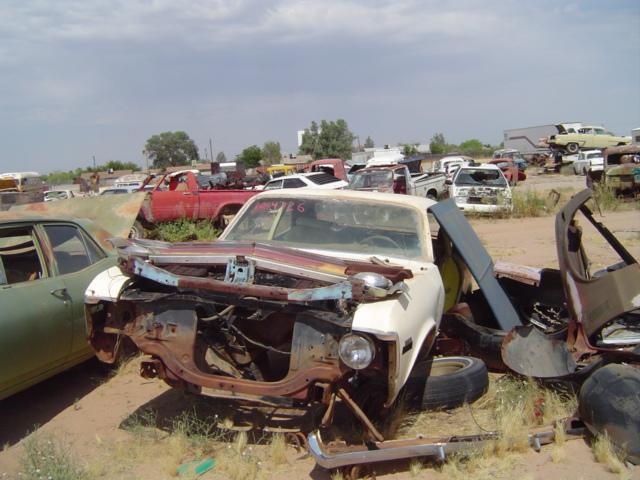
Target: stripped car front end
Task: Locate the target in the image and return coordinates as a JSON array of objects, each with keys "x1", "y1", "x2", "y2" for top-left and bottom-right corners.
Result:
[{"x1": 86, "y1": 190, "x2": 446, "y2": 434}]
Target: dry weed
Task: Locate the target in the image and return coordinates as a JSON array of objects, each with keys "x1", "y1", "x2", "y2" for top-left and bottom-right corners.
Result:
[
  {"x1": 593, "y1": 433, "x2": 630, "y2": 479},
  {"x1": 409, "y1": 459, "x2": 423, "y2": 477},
  {"x1": 550, "y1": 444, "x2": 566, "y2": 463},
  {"x1": 268, "y1": 434, "x2": 288, "y2": 466}
]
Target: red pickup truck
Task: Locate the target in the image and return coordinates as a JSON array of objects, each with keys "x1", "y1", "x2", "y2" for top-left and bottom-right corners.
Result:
[{"x1": 133, "y1": 170, "x2": 258, "y2": 236}]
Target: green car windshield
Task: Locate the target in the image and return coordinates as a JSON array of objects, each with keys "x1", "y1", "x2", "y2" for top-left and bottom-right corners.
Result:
[{"x1": 225, "y1": 197, "x2": 424, "y2": 260}]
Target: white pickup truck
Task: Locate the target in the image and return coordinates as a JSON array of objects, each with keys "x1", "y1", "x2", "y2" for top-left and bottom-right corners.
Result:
[{"x1": 348, "y1": 162, "x2": 447, "y2": 200}]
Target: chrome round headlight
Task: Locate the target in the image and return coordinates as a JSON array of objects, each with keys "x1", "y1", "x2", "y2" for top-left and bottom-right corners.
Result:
[{"x1": 338, "y1": 334, "x2": 375, "y2": 370}]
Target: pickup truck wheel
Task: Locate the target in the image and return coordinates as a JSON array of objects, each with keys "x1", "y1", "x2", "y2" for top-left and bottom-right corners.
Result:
[
  {"x1": 565, "y1": 143, "x2": 579, "y2": 154},
  {"x1": 412, "y1": 356, "x2": 489, "y2": 410},
  {"x1": 426, "y1": 191, "x2": 437, "y2": 201},
  {"x1": 579, "y1": 363, "x2": 640, "y2": 464}
]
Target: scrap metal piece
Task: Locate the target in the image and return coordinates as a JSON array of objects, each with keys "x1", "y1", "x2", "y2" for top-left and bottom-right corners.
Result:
[
  {"x1": 308, "y1": 418, "x2": 586, "y2": 469},
  {"x1": 429, "y1": 199, "x2": 522, "y2": 331},
  {"x1": 502, "y1": 326, "x2": 576, "y2": 378},
  {"x1": 126, "y1": 256, "x2": 356, "y2": 302},
  {"x1": 337, "y1": 387, "x2": 385, "y2": 443},
  {"x1": 224, "y1": 256, "x2": 255, "y2": 284}
]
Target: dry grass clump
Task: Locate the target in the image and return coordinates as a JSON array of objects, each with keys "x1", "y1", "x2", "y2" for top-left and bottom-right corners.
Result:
[
  {"x1": 593, "y1": 433, "x2": 630, "y2": 479},
  {"x1": 268, "y1": 433, "x2": 289, "y2": 466},
  {"x1": 398, "y1": 375, "x2": 578, "y2": 478},
  {"x1": 19, "y1": 432, "x2": 89, "y2": 480}
]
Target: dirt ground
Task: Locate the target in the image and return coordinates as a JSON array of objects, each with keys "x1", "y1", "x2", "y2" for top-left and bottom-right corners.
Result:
[{"x1": 1, "y1": 174, "x2": 638, "y2": 479}]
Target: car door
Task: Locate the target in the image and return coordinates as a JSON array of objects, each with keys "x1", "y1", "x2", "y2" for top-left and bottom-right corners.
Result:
[
  {"x1": 41, "y1": 223, "x2": 114, "y2": 355},
  {"x1": 0, "y1": 223, "x2": 73, "y2": 399}
]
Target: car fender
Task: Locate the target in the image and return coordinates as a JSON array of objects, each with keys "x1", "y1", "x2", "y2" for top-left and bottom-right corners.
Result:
[
  {"x1": 351, "y1": 264, "x2": 444, "y2": 405},
  {"x1": 85, "y1": 265, "x2": 131, "y2": 304}
]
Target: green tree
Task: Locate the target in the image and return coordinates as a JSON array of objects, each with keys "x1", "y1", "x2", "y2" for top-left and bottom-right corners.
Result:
[
  {"x1": 458, "y1": 139, "x2": 485, "y2": 156},
  {"x1": 95, "y1": 160, "x2": 140, "y2": 172},
  {"x1": 261, "y1": 141, "x2": 282, "y2": 166},
  {"x1": 402, "y1": 144, "x2": 418, "y2": 156},
  {"x1": 299, "y1": 119, "x2": 355, "y2": 160},
  {"x1": 364, "y1": 136, "x2": 374, "y2": 149},
  {"x1": 237, "y1": 145, "x2": 263, "y2": 168},
  {"x1": 215, "y1": 151, "x2": 227, "y2": 163},
  {"x1": 429, "y1": 133, "x2": 448, "y2": 154},
  {"x1": 143, "y1": 131, "x2": 199, "y2": 168}
]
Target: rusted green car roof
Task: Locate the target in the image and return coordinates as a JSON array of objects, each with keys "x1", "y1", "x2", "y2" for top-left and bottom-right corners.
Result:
[{"x1": 1, "y1": 193, "x2": 146, "y2": 252}]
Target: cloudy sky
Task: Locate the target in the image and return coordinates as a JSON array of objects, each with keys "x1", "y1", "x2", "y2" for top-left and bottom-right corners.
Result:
[{"x1": 1, "y1": 0, "x2": 639, "y2": 172}]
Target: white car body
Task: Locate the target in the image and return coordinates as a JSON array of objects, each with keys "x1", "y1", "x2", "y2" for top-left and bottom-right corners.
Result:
[
  {"x1": 431, "y1": 156, "x2": 476, "y2": 178},
  {"x1": 573, "y1": 149, "x2": 604, "y2": 175},
  {"x1": 449, "y1": 164, "x2": 513, "y2": 214},
  {"x1": 43, "y1": 189, "x2": 75, "y2": 202},
  {"x1": 86, "y1": 189, "x2": 445, "y2": 405},
  {"x1": 263, "y1": 172, "x2": 348, "y2": 190}
]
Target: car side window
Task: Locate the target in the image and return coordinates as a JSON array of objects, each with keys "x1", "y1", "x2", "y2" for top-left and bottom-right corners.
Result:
[
  {"x1": 0, "y1": 226, "x2": 45, "y2": 285},
  {"x1": 283, "y1": 178, "x2": 306, "y2": 188},
  {"x1": 264, "y1": 180, "x2": 283, "y2": 190},
  {"x1": 43, "y1": 225, "x2": 106, "y2": 275}
]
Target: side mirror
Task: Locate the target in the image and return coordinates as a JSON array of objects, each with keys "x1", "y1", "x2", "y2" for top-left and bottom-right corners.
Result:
[{"x1": 444, "y1": 179, "x2": 452, "y2": 186}]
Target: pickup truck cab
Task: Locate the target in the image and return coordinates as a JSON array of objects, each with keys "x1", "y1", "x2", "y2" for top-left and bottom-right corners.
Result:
[
  {"x1": 349, "y1": 164, "x2": 446, "y2": 200},
  {"x1": 136, "y1": 170, "x2": 258, "y2": 232},
  {"x1": 586, "y1": 144, "x2": 640, "y2": 195},
  {"x1": 304, "y1": 159, "x2": 349, "y2": 181}
]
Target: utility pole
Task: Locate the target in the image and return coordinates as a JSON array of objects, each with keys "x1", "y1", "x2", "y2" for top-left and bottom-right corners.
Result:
[
  {"x1": 209, "y1": 138, "x2": 214, "y2": 161},
  {"x1": 92, "y1": 155, "x2": 96, "y2": 170}
]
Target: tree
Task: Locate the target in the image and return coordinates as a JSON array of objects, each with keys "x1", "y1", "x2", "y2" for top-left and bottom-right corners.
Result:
[
  {"x1": 143, "y1": 131, "x2": 199, "y2": 168},
  {"x1": 237, "y1": 145, "x2": 262, "y2": 168},
  {"x1": 262, "y1": 141, "x2": 282, "y2": 166},
  {"x1": 96, "y1": 160, "x2": 140, "y2": 172},
  {"x1": 363, "y1": 136, "x2": 374, "y2": 149},
  {"x1": 429, "y1": 133, "x2": 447, "y2": 155},
  {"x1": 299, "y1": 119, "x2": 355, "y2": 160},
  {"x1": 215, "y1": 151, "x2": 227, "y2": 163},
  {"x1": 458, "y1": 139, "x2": 485, "y2": 156},
  {"x1": 402, "y1": 144, "x2": 418, "y2": 156}
]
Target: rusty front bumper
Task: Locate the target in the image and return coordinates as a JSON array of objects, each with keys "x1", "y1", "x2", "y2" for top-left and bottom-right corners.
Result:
[{"x1": 308, "y1": 418, "x2": 586, "y2": 469}]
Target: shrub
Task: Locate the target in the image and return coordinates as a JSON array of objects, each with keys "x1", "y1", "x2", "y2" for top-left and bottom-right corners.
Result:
[{"x1": 154, "y1": 219, "x2": 220, "y2": 242}]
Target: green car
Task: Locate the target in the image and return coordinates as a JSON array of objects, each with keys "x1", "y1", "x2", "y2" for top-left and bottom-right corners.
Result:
[
  {"x1": 547, "y1": 125, "x2": 630, "y2": 154},
  {"x1": 0, "y1": 193, "x2": 145, "y2": 400}
]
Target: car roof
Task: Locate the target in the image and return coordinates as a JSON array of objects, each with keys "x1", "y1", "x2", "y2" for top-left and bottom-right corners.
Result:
[
  {"x1": 269, "y1": 172, "x2": 340, "y2": 181},
  {"x1": 459, "y1": 163, "x2": 501, "y2": 171}
]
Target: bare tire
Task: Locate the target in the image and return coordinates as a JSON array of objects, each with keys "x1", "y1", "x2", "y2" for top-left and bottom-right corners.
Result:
[
  {"x1": 129, "y1": 220, "x2": 146, "y2": 239},
  {"x1": 579, "y1": 363, "x2": 640, "y2": 464},
  {"x1": 566, "y1": 143, "x2": 579, "y2": 154},
  {"x1": 411, "y1": 356, "x2": 489, "y2": 410}
]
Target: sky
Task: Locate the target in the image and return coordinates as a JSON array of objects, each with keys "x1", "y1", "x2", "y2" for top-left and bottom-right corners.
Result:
[{"x1": 1, "y1": 0, "x2": 639, "y2": 173}]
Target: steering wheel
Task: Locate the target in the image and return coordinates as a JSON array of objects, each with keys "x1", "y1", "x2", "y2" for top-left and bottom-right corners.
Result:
[{"x1": 361, "y1": 235, "x2": 401, "y2": 250}]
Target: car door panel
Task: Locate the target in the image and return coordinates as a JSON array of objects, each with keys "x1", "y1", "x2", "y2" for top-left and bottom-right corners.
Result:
[{"x1": 0, "y1": 225, "x2": 73, "y2": 399}]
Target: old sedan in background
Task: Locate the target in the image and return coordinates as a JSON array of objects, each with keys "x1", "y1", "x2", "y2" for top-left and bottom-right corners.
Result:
[
  {"x1": 546, "y1": 125, "x2": 630, "y2": 154},
  {"x1": 0, "y1": 194, "x2": 145, "y2": 400}
]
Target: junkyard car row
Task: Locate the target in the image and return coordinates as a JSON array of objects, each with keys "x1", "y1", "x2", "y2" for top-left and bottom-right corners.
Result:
[{"x1": 1, "y1": 160, "x2": 638, "y2": 472}]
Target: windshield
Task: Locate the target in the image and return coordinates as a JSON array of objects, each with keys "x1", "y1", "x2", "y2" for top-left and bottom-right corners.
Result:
[
  {"x1": 454, "y1": 168, "x2": 507, "y2": 187},
  {"x1": 225, "y1": 197, "x2": 424, "y2": 260},
  {"x1": 349, "y1": 170, "x2": 393, "y2": 190}
]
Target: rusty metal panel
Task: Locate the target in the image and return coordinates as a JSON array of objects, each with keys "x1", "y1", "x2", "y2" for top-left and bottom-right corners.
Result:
[{"x1": 2, "y1": 193, "x2": 146, "y2": 251}]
